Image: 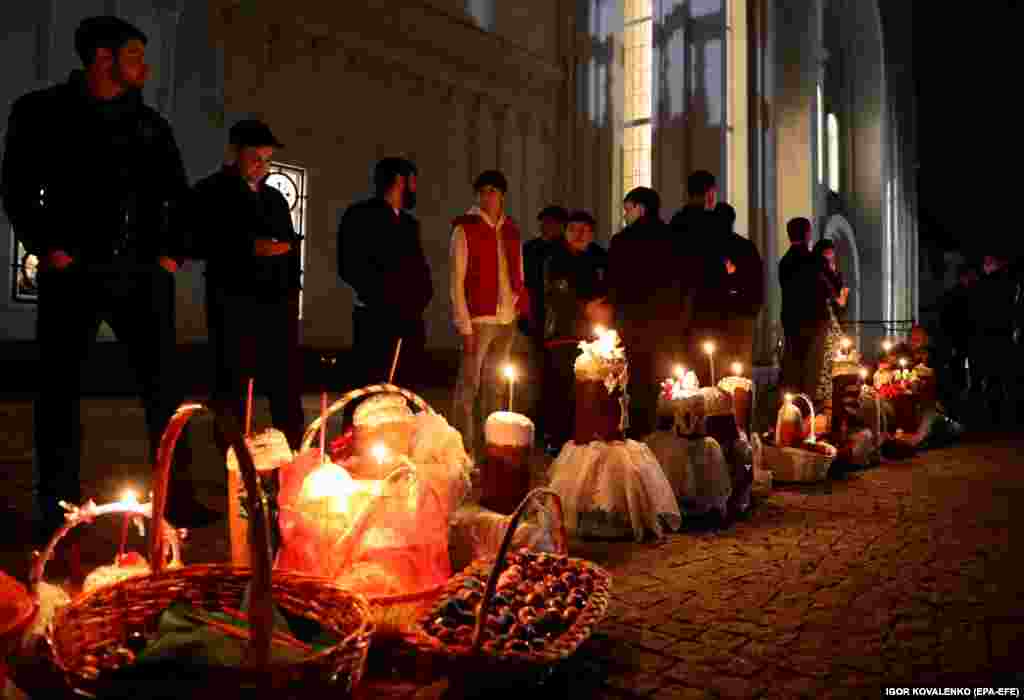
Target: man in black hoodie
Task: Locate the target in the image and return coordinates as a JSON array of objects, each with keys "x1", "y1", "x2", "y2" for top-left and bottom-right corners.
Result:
[
  {"x1": 0, "y1": 16, "x2": 215, "y2": 539},
  {"x1": 192, "y1": 120, "x2": 306, "y2": 452},
  {"x1": 338, "y1": 158, "x2": 433, "y2": 389}
]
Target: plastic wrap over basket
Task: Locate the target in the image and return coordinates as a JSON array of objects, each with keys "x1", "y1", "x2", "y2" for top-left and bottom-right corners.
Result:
[
  {"x1": 449, "y1": 499, "x2": 567, "y2": 573},
  {"x1": 276, "y1": 452, "x2": 451, "y2": 597}
]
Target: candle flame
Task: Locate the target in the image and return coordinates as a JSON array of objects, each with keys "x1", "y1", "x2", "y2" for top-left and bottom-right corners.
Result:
[
  {"x1": 673, "y1": 364, "x2": 686, "y2": 379},
  {"x1": 593, "y1": 324, "x2": 606, "y2": 338},
  {"x1": 371, "y1": 443, "x2": 390, "y2": 465},
  {"x1": 120, "y1": 488, "x2": 138, "y2": 505},
  {"x1": 859, "y1": 368, "x2": 869, "y2": 380},
  {"x1": 899, "y1": 357, "x2": 908, "y2": 368},
  {"x1": 784, "y1": 393, "x2": 794, "y2": 403},
  {"x1": 882, "y1": 340, "x2": 892, "y2": 353},
  {"x1": 840, "y1": 337, "x2": 852, "y2": 350},
  {"x1": 703, "y1": 340, "x2": 715, "y2": 355},
  {"x1": 503, "y1": 364, "x2": 516, "y2": 381},
  {"x1": 731, "y1": 362, "x2": 743, "y2": 376}
]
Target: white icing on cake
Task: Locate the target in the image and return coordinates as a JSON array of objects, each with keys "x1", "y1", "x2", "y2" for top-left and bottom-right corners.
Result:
[
  {"x1": 702, "y1": 387, "x2": 733, "y2": 417},
  {"x1": 717, "y1": 376, "x2": 753, "y2": 395},
  {"x1": 914, "y1": 363, "x2": 934, "y2": 378},
  {"x1": 831, "y1": 360, "x2": 862, "y2": 378},
  {"x1": 353, "y1": 393, "x2": 414, "y2": 429},
  {"x1": 485, "y1": 411, "x2": 535, "y2": 447},
  {"x1": 227, "y1": 427, "x2": 293, "y2": 472}
]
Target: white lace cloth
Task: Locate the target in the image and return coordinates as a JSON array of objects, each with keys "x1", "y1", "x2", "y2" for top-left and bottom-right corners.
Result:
[
  {"x1": 643, "y1": 432, "x2": 733, "y2": 517},
  {"x1": 548, "y1": 439, "x2": 681, "y2": 542}
]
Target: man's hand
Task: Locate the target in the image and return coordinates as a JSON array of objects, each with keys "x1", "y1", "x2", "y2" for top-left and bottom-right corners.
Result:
[
  {"x1": 724, "y1": 258, "x2": 737, "y2": 275},
  {"x1": 43, "y1": 250, "x2": 73, "y2": 271},
  {"x1": 254, "y1": 239, "x2": 292, "y2": 257},
  {"x1": 839, "y1": 287, "x2": 850, "y2": 306},
  {"x1": 158, "y1": 256, "x2": 178, "y2": 274},
  {"x1": 462, "y1": 333, "x2": 477, "y2": 355}
]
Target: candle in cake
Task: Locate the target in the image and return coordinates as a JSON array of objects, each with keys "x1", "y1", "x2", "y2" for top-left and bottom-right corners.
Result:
[
  {"x1": 117, "y1": 488, "x2": 138, "y2": 562},
  {"x1": 882, "y1": 340, "x2": 893, "y2": 355},
  {"x1": 899, "y1": 357, "x2": 908, "y2": 380},
  {"x1": 503, "y1": 364, "x2": 517, "y2": 412},
  {"x1": 732, "y1": 362, "x2": 743, "y2": 377},
  {"x1": 482, "y1": 412, "x2": 535, "y2": 514},
  {"x1": 703, "y1": 340, "x2": 716, "y2": 385}
]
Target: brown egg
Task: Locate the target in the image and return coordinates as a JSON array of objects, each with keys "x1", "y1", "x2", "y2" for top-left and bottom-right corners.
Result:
[
  {"x1": 525, "y1": 592, "x2": 545, "y2": 608},
  {"x1": 562, "y1": 607, "x2": 580, "y2": 624},
  {"x1": 517, "y1": 606, "x2": 539, "y2": 625}
]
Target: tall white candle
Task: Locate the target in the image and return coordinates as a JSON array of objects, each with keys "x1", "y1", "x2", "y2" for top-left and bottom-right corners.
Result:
[{"x1": 703, "y1": 341, "x2": 716, "y2": 386}]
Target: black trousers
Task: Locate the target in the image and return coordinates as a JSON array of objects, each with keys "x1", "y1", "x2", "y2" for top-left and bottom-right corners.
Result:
[
  {"x1": 207, "y1": 289, "x2": 305, "y2": 452},
  {"x1": 541, "y1": 342, "x2": 577, "y2": 448},
  {"x1": 34, "y1": 262, "x2": 186, "y2": 532},
  {"x1": 352, "y1": 307, "x2": 426, "y2": 393},
  {"x1": 780, "y1": 322, "x2": 828, "y2": 401}
]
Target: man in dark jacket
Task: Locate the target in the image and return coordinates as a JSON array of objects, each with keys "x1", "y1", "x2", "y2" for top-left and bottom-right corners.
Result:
[
  {"x1": 607, "y1": 187, "x2": 694, "y2": 438},
  {"x1": 715, "y1": 202, "x2": 765, "y2": 375},
  {"x1": 778, "y1": 217, "x2": 831, "y2": 400},
  {"x1": 541, "y1": 210, "x2": 608, "y2": 448},
  {"x1": 938, "y1": 263, "x2": 977, "y2": 404},
  {"x1": 0, "y1": 16, "x2": 215, "y2": 540},
  {"x1": 523, "y1": 205, "x2": 569, "y2": 340},
  {"x1": 670, "y1": 170, "x2": 724, "y2": 385},
  {"x1": 192, "y1": 120, "x2": 306, "y2": 452},
  {"x1": 338, "y1": 158, "x2": 433, "y2": 389},
  {"x1": 969, "y1": 253, "x2": 1019, "y2": 426}
]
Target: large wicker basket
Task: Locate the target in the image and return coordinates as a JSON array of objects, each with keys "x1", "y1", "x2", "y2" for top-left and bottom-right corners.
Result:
[
  {"x1": 298, "y1": 384, "x2": 447, "y2": 638},
  {"x1": 408, "y1": 488, "x2": 610, "y2": 675},
  {"x1": 42, "y1": 404, "x2": 374, "y2": 698}
]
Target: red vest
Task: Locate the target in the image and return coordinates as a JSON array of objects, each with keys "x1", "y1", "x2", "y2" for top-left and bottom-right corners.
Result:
[{"x1": 454, "y1": 214, "x2": 529, "y2": 320}]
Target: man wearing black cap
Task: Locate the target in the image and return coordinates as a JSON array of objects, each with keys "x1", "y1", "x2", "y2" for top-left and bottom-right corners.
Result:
[
  {"x1": 191, "y1": 120, "x2": 306, "y2": 452},
  {"x1": 338, "y1": 158, "x2": 432, "y2": 389},
  {"x1": 1, "y1": 16, "x2": 215, "y2": 540},
  {"x1": 449, "y1": 170, "x2": 529, "y2": 454}
]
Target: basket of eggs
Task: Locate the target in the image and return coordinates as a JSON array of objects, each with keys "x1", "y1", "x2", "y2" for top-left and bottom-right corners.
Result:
[{"x1": 409, "y1": 488, "x2": 610, "y2": 678}]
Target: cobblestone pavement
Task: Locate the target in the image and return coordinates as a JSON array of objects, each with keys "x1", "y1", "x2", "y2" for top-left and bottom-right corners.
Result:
[{"x1": 1, "y1": 397, "x2": 1021, "y2": 699}]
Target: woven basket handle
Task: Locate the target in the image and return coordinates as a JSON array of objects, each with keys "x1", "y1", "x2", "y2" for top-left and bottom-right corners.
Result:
[
  {"x1": 470, "y1": 488, "x2": 567, "y2": 652},
  {"x1": 149, "y1": 403, "x2": 274, "y2": 669},
  {"x1": 27, "y1": 502, "x2": 182, "y2": 596},
  {"x1": 300, "y1": 383, "x2": 435, "y2": 452}
]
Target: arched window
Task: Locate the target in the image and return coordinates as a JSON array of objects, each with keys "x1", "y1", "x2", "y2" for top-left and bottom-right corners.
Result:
[{"x1": 827, "y1": 113, "x2": 840, "y2": 193}]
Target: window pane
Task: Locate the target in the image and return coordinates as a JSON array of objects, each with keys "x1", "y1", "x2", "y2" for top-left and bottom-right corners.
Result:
[
  {"x1": 624, "y1": 18, "x2": 653, "y2": 123},
  {"x1": 623, "y1": 122, "x2": 652, "y2": 193}
]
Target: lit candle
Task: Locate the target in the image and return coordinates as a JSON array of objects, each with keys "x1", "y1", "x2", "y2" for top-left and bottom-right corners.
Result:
[
  {"x1": 117, "y1": 488, "x2": 138, "y2": 562},
  {"x1": 882, "y1": 340, "x2": 893, "y2": 354},
  {"x1": 503, "y1": 364, "x2": 517, "y2": 412},
  {"x1": 703, "y1": 340, "x2": 716, "y2": 385},
  {"x1": 371, "y1": 443, "x2": 390, "y2": 466},
  {"x1": 732, "y1": 362, "x2": 743, "y2": 377},
  {"x1": 319, "y1": 391, "x2": 328, "y2": 463},
  {"x1": 859, "y1": 367, "x2": 868, "y2": 382},
  {"x1": 674, "y1": 364, "x2": 686, "y2": 380},
  {"x1": 593, "y1": 324, "x2": 606, "y2": 338},
  {"x1": 899, "y1": 357, "x2": 908, "y2": 381}
]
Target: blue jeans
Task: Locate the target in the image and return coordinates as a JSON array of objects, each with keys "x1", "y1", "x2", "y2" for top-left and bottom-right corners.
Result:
[{"x1": 451, "y1": 322, "x2": 517, "y2": 455}]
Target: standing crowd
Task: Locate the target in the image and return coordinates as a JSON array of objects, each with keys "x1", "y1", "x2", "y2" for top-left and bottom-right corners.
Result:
[{"x1": 7, "y1": 15, "x2": 1000, "y2": 545}]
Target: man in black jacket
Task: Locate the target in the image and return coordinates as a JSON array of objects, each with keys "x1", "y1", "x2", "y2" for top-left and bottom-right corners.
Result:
[
  {"x1": 192, "y1": 120, "x2": 306, "y2": 452},
  {"x1": 715, "y1": 202, "x2": 765, "y2": 376},
  {"x1": 338, "y1": 158, "x2": 433, "y2": 389},
  {"x1": 0, "y1": 16, "x2": 215, "y2": 540},
  {"x1": 670, "y1": 170, "x2": 724, "y2": 385},
  {"x1": 778, "y1": 217, "x2": 831, "y2": 400},
  {"x1": 607, "y1": 187, "x2": 694, "y2": 437}
]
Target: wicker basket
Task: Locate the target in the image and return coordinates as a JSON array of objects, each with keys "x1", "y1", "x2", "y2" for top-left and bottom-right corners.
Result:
[
  {"x1": 298, "y1": 384, "x2": 446, "y2": 638},
  {"x1": 761, "y1": 441, "x2": 837, "y2": 483},
  {"x1": 408, "y1": 488, "x2": 609, "y2": 674},
  {"x1": 42, "y1": 403, "x2": 374, "y2": 698}
]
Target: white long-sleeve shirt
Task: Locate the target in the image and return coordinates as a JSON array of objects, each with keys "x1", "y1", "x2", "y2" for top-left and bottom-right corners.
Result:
[{"x1": 449, "y1": 206, "x2": 522, "y2": 336}]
